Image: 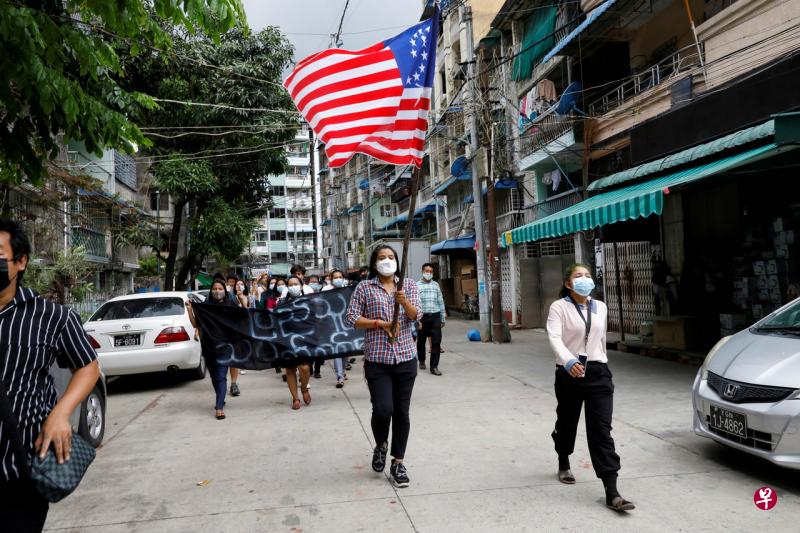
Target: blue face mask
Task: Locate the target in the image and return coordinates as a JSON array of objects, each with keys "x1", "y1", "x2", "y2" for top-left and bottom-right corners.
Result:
[
  {"x1": 572, "y1": 276, "x2": 595, "y2": 297},
  {"x1": 309, "y1": 283, "x2": 321, "y2": 292},
  {"x1": 332, "y1": 278, "x2": 346, "y2": 288},
  {"x1": 287, "y1": 286, "x2": 302, "y2": 297}
]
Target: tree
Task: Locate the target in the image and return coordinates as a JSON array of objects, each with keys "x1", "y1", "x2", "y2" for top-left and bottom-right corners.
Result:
[
  {"x1": 0, "y1": 0, "x2": 246, "y2": 186},
  {"x1": 122, "y1": 25, "x2": 298, "y2": 289}
]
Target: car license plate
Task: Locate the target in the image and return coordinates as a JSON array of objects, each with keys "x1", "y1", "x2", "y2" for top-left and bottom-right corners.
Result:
[
  {"x1": 114, "y1": 334, "x2": 141, "y2": 347},
  {"x1": 709, "y1": 405, "x2": 747, "y2": 439}
]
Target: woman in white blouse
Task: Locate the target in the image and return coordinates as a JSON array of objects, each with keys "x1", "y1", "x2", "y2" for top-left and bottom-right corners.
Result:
[{"x1": 546, "y1": 263, "x2": 634, "y2": 512}]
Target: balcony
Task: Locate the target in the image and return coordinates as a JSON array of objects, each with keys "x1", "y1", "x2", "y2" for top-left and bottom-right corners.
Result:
[
  {"x1": 588, "y1": 45, "x2": 702, "y2": 116},
  {"x1": 285, "y1": 176, "x2": 310, "y2": 189},
  {"x1": 522, "y1": 187, "x2": 583, "y2": 225},
  {"x1": 72, "y1": 227, "x2": 110, "y2": 262},
  {"x1": 286, "y1": 198, "x2": 313, "y2": 210},
  {"x1": 518, "y1": 104, "x2": 573, "y2": 163}
]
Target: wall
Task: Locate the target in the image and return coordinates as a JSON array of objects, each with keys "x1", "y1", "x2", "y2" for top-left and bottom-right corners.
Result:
[
  {"x1": 698, "y1": 0, "x2": 800, "y2": 89},
  {"x1": 627, "y1": 0, "x2": 702, "y2": 69},
  {"x1": 471, "y1": 0, "x2": 506, "y2": 46}
]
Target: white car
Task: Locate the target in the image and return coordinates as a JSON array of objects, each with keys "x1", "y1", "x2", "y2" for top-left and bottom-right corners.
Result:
[{"x1": 83, "y1": 292, "x2": 206, "y2": 379}]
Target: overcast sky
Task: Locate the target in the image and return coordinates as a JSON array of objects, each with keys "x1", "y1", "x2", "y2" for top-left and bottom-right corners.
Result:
[{"x1": 241, "y1": 0, "x2": 425, "y2": 66}]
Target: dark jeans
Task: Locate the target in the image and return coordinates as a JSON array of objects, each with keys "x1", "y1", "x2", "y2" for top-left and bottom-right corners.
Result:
[
  {"x1": 551, "y1": 363, "x2": 621, "y2": 479},
  {"x1": 416, "y1": 314, "x2": 442, "y2": 369},
  {"x1": 0, "y1": 478, "x2": 49, "y2": 532},
  {"x1": 207, "y1": 359, "x2": 228, "y2": 410},
  {"x1": 364, "y1": 359, "x2": 417, "y2": 459}
]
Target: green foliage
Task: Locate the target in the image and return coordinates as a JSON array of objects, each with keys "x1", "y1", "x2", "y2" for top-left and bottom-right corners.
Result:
[
  {"x1": 25, "y1": 246, "x2": 96, "y2": 303},
  {"x1": 191, "y1": 197, "x2": 257, "y2": 262},
  {"x1": 137, "y1": 255, "x2": 160, "y2": 277},
  {"x1": 0, "y1": 0, "x2": 246, "y2": 186},
  {"x1": 154, "y1": 157, "x2": 217, "y2": 201}
]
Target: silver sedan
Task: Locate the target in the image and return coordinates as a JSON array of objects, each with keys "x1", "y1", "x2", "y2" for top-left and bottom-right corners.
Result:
[{"x1": 693, "y1": 298, "x2": 800, "y2": 469}]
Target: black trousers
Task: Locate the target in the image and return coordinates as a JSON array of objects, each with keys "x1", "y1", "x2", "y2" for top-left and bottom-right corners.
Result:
[
  {"x1": 551, "y1": 363, "x2": 621, "y2": 479},
  {"x1": 0, "y1": 478, "x2": 49, "y2": 532},
  {"x1": 364, "y1": 359, "x2": 417, "y2": 458},
  {"x1": 416, "y1": 314, "x2": 442, "y2": 369},
  {"x1": 312, "y1": 357, "x2": 323, "y2": 375}
]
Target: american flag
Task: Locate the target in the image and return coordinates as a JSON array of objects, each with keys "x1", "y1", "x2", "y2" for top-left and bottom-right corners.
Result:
[{"x1": 284, "y1": 11, "x2": 439, "y2": 169}]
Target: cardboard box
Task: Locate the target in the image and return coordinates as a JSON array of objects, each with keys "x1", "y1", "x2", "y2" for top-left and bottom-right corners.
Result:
[
  {"x1": 652, "y1": 316, "x2": 704, "y2": 350},
  {"x1": 461, "y1": 278, "x2": 478, "y2": 296},
  {"x1": 460, "y1": 264, "x2": 476, "y2": 279},
  {"x1": 719, "y1": 314, "x2": 746, "y2": 330}
]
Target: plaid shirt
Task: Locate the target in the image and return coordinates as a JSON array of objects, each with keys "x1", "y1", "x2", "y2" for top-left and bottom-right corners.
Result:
[
  {"x1": 417, "y1": 279, "x2": 445, "y2": 323},
  {"x1": 345, "y1": 277, "x2": 421, "y2": 364}
]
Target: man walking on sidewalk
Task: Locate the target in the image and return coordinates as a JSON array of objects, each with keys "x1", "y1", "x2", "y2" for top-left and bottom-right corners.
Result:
[{"x1": 417, "y1": 263, "x2": 445, "y2": 376}]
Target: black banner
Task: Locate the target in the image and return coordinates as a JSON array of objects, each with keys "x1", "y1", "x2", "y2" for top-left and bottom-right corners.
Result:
[{"x1": 193, "y1": 286, "x2": 364, "y2": 369}]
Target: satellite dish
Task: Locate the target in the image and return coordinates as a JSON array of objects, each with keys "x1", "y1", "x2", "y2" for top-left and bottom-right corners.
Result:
[{"x1": 451, "y1": 156, "x2": 469, "y2": 177}]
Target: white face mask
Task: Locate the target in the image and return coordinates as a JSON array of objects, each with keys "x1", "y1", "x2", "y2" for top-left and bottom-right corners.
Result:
[
  {"x1": 422, "y1": 272, "x2": 433, "y2": 281},
  {"x1": 376, "y1": 258, "x2": 397, "y2": 277},
  {"x1": 236, "y1": 284, "x2": 245, "y2": 292},
  {"x1": 287, "y1": 286, "x2": 302, "y2": 297},
  {"x1": 332, "y1": 278, "x2": 346, "y2": 288},
  {"x1": 211, "y1": 290, "x2": 226, "y2": 301}
]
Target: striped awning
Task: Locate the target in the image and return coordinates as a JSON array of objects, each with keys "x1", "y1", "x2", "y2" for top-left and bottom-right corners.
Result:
[
  {"x1": 380, "y1": 213, "x2": 409, "y2": 230},
  {"x1": 506, "y1": 143, "x2": 777, "y2": 245},
  {"x1": 540, "y1": 0, "x2": 617, "y2": 65}
]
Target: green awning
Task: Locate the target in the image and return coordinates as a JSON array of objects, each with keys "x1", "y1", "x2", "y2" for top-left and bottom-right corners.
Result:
[
  {"x1": 512, "y1": 6, "x2": 558, "y2": 81},
  {"x1": 196, "y1": 272, "x2": 213, "y2": 287},
  {"x1": 507, "y1": 143, "x2": 777, "y2": 245},
  {"x1": 588, "y1": 119, "x2": 776, "y2": 192}
]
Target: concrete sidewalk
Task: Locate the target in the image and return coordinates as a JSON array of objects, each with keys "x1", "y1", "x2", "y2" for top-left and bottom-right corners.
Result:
[{"x1": 45, "y1": 321, "x2": 800, "y2": 532}]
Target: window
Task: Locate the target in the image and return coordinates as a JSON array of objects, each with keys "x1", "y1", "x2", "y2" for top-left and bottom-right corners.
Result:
[
  {"x1": 270, "y1": 230, "x2": 287, "y2": 241},
  {"x1": 289, "y1": 166, "x2": 308, "y2": 176},
  {"x1": 268, "y1": 208, "x2": 286, "y2": 219},
  {"x1": 254, "y1": 231, "x2": 270, "y2": 241},
  {"x1": 149, "y1": 192, "x2": 169, "y2": 211},
  {"x1": 90, "y1": 298, "x2": 185, "y2": 321},
  {"x1": 380, "y1": 204, "x2": 397, "y2": 218},
  {"x1": 269, "y1": 185, "x2": 286, "y2": 196},
  {"x1": 271, "y1": 252, "x2": 288, "y2": 262}
]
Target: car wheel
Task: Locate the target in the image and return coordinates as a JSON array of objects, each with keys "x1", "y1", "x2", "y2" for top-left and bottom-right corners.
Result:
[
  {"x1": 188, "y1": 356, "x2": 207, "y2": 380},
  {"x1": 78, "y1": 386, "x2": 105, "y2": 448}
]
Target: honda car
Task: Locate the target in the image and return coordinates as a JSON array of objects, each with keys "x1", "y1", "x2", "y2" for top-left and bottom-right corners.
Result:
[{"x1": 693, "y1": 297, "x2": 800, "y2": 469}]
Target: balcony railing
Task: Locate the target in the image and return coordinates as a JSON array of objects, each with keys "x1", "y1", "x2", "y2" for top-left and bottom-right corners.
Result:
[
  {"x1": 519, "y1": 103, "x2": 573, "y2": 161},
  {"x1": 72, "y1": 227, "x2": 109, "y2": 261},
  {"x1": 522, "y1": 187, "x2": 583, "y2": 225},
  {"x1": 588, "y1": 45, "x2": 702, "y2": 116}
]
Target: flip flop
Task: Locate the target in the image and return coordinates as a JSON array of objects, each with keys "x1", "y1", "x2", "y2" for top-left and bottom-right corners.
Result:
[
  {"x1": 301, "y1": 388, "x2": 312, "y2": 405},
  {"x1": 558, "y1": 470, "x2": 576, "y2": 484},
  {"x1": 215, "y1": 410, "x2": 226, "y2": 420},
  {"x1": 606, "y1": 496, "x2": 635, "y2": 512}
]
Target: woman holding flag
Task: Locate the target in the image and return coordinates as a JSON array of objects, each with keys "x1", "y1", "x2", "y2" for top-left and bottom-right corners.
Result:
[{"x1": 345, "y1": 245, "x2": 421, "y2": 488}]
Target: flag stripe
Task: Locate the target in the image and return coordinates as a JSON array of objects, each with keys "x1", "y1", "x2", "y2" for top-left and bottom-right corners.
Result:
[{"x1": 284, "y1": 15, "x2": 437, "y2": 168}]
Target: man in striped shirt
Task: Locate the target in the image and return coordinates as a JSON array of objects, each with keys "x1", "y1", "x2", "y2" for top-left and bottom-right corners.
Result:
[
  {"x1": 416, "y1": 263, "x2": 446, "y2": 375},
  {"x1": 0, "y1": 219, "x2": 99, "y2": 531}
]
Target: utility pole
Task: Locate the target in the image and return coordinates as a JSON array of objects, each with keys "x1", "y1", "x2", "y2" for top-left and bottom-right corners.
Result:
[
  {"x1": 463, "y1": 4, "x2": 491, "y2": 340},
  {"x1": 485, "y1": 124, "x2": 507, "y2": 342},
  {"x1": 309, "y1": 127, "x2": 318, "y2": 269},
  {"x1": 365, "y1": 160, "x2": 373, "y2": 251}
]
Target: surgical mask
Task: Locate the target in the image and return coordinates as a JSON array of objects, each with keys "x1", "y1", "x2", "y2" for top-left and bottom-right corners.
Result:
[
  {"x1": 269, "y1": 282, "x2": 276, "y2": 289},
  {"x1": 287, "y1": 286, "x2": 302, "y2": 297},
  {"x1": 376, "y1": 258, "x2": 397, "y2": 277},
  {"x1": 309, "y1": 283, "x2": 321, "y2": 292},
  {"x1": 572, "y1": 277, "x2": 595, "y2": 297},
  {"x1": 278, "y1": 285, "x2": 287, "y2": 294},
  {"x1": 332, "y1": 278, "x2": 346, "y2": 288},
  {"x1": 211, "y1": 290, "x2": 226, "y2": 301},
  {"x1": 226, "y1": 285, "x2": 233, "y2": 292},
  {"x1": 422, "y1": 272, "x2": 433, "y2": 281},
  {"x1": 236, "y1": 284, "x2": 245, "y2": 292},
  {"x1": 0, "y1": 259, "x2": 15, "y2": 292}
]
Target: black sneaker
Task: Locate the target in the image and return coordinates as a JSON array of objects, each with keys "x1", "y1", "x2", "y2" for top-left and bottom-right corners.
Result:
[
  {"x1": 313, "y1": 371, "x2": 321, "y2": 379},
  {"x1": 390, "y1": 462, "x2": 410, "y2": 488},
  {"x1": 372, "y1": 444, "x2": 388, "y2": 472},
  {"x1": 419, "y1": 361, "x2": 426, "y2": 370},
  {"x1": 230, "y1": 383, "x2": 241, "y2": 396}
]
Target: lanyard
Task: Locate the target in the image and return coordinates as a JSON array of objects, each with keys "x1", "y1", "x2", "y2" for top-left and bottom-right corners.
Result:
[{"x1": 567, "y1": 295, "x2": 591, "y2": 353}]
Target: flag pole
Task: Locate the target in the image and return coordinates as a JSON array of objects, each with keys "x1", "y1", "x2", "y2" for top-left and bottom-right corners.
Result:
[{"x1": 389, "y1": 164, "x2": 421, "y2": 341}]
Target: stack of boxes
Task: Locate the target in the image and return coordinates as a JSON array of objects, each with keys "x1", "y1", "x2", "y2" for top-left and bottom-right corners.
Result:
[{"x1": 726, "y1": 216, "x2": 796, "y2": 336}]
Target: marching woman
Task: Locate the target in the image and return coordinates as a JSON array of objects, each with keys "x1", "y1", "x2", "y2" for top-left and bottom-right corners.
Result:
[
  {"x1": 323, "y1": 269, "x2": 349, "y2": 388},
  {"x1": 185, "y1": 280, "x2": 232, "y2": 420},
  {"x1": 547, "y1": 263, "x2": 634, "y2": 512},
  {"x1": 345, "y1": 245, "x2": 421, "y2": 488},
  {"x1": 279, "y1": 276, "x2": 312, "y2": 410}
]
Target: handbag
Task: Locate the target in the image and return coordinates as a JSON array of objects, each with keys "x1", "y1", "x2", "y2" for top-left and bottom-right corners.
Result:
[{"x1": 0, "y1": 379, "x2": 95, "y2": 502}]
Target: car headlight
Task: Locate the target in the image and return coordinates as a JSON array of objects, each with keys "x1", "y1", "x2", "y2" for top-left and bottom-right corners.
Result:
[
  {"x1": 787, "y1": 389, "x2": 800, "y2": 400},
  {"x1": 700, "y1": 335, "x2": 732, "y2": 380}
]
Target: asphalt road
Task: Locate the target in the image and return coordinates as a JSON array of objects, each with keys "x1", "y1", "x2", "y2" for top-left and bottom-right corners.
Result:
[{"x1": 44, "y1": 321, "x2": 800, "y2": 532}]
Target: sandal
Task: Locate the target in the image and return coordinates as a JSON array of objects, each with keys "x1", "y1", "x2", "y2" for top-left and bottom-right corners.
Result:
[
  {"x1": 301, "y1": 388, "x2": 312, "y2": 405},
  {"x1": 606, "y1": 496, "x2": 635, "y2": 512},
  {"x1": 291, "y1": 399, "x2": 301, "y2": 410},
  {"x1": 336, "y1": 380, "x2": 344, "y2": 388},
  {"x1": 215, "y1": 410, "x2": 226, "y2": 420},
  {"x1": 558, "y1": 470, "x2": 576, "y2": 484}
]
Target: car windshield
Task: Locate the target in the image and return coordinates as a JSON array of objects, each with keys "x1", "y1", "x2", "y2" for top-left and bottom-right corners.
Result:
[
  {"x1": 89, "y1": 298, "x2": 185, "y2": 321},
  {"x1": 757, "y1": 298, "x2": 800, "y2": 332}
]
